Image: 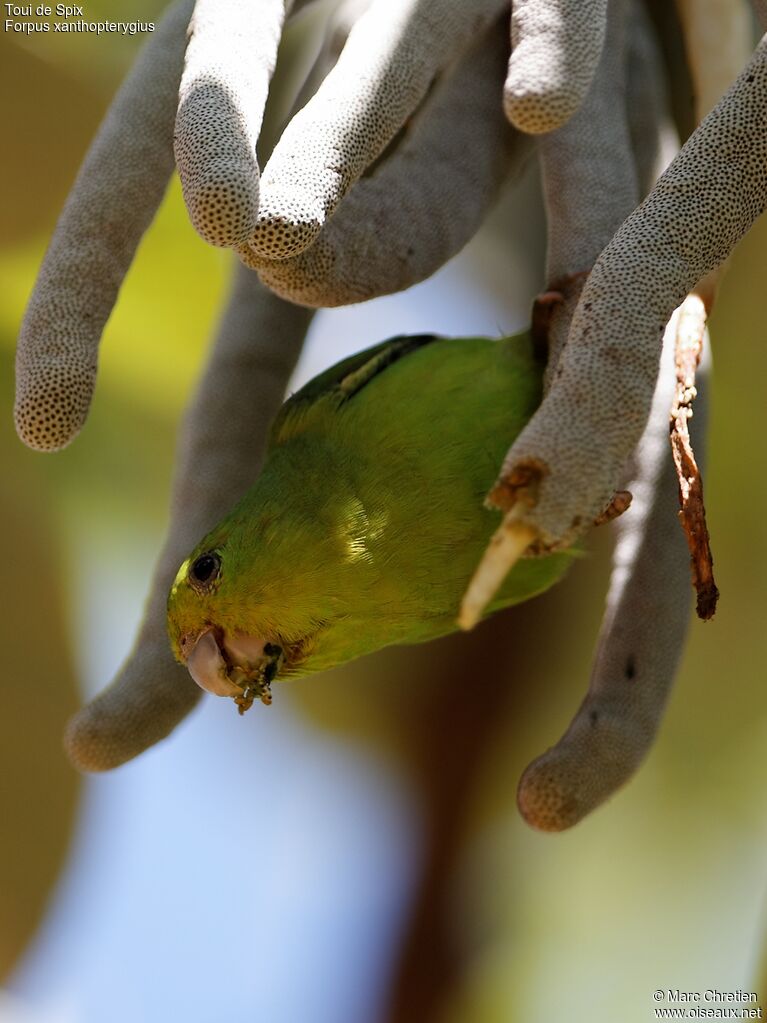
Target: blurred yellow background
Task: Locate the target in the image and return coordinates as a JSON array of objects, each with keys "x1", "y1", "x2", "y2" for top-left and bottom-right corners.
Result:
[{"x1": 1, "y1": 8, "x2": 767, "y2": 1022}]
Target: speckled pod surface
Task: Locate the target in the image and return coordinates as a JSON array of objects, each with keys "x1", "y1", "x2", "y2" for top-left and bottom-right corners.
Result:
[
  {"x1": 248, "y1": 0, "x2": 509, "y2": 261},
  {"x1": 504, "y1": 0, "x2": 609, "y2": 133},
  {"x1": 65, "y1": 268, "x2": 312, "y2": 771},
  {"x1": 175, "y1": 0, "x2": 288, "y2": 247},
  {"x1": 539, "y1": 0, "x2": 637, "y2": 386},
  {"x1": 14, "y1": 0, "x2": 192, "y2": 452},
  {"x1": 493, "y1": 39, "x2": 767, "y2": 550},
  {"x1": 518, "y1": 312, "x2": 709, "y2": 830},
  {"x1": 241, "y1": 15, "x2": 527, "y2": 306}
]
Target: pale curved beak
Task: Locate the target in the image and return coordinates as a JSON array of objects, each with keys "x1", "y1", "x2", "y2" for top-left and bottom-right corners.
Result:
[
  {"x1": 184, "y1": 628, "x2": 241, "y2": 697},
  {"x1": 181, "y1": 628, "x2": 274, "y2": 699}
]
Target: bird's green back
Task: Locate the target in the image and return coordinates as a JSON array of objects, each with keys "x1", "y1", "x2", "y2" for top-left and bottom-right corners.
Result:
[{"x1": 175, "y1": 333, "x2": 571, "y2": 677}]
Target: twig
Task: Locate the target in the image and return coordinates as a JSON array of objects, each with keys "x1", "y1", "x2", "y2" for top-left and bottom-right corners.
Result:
[{"x1": 669, "y1": 293, "x2": 719, "y2": 620}]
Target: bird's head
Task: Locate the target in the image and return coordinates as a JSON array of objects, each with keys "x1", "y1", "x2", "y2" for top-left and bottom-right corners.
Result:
[
  {"x1": 167, "y1": 537, "x2": 288, "y2": 713},
  {"x1": 166, "y1": 483, "x2": 347, "y2": 714}
]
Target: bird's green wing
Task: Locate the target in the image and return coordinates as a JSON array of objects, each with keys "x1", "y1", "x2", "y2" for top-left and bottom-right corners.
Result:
[{"x1": 270, "y1": 334, "x2": 443, "y2": 445}]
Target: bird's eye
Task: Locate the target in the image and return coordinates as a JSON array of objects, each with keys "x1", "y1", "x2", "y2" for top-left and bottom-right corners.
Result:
[{"x1": 189, "y1": 552, "x2": 221, "y2": 589}]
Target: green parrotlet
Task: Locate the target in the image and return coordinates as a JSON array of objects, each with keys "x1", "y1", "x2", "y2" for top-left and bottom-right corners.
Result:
[{"x1": 167, "y1": 331, "x2": 572, "y2": 714}]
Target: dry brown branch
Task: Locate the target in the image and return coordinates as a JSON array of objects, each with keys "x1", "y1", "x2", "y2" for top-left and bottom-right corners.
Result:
[{"x1": 669, "y1": 293, "x2": 719, "y2": 620}]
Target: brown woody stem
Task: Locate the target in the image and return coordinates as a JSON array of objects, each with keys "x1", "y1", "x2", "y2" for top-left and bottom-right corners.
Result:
[{"x1": 669, "y1": 293, "x2": 719, "y2": 620}]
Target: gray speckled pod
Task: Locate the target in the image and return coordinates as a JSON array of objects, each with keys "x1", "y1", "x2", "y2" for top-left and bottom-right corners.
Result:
[
  {"x1": 15, "y1": 0, "x2": 192, "y2": 452},
  {"x1": 241, "y1": 15, "x2": 528, "y2": 306},
  {"x1": 65, "y1": 267, "x2": 312, "y2": 772},
  {"x1": 518, "y1": 309, "x2": 709, "y2": 830},
  {"x1": 538, "y1": 0, "x2": 637, "y2": 386},
  {"x1": 248, "y1": 0, "x2": 509, "y2": 260},
  {"x1": 493, "y1": 38, "x2": 767, "y2": 550},
  {"x1": 504, "y1": 0, "x2": 609, "y2": 133},
  {"x1": 175, "y1": 0, "x2": 289, "y2": 247}
]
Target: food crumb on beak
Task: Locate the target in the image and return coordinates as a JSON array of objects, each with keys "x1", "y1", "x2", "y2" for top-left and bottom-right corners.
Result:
[
  {"x1": 231, "y1": 646, "x2": 282, "y2": 715},
  {"x1": 234, "y1": 682, "x2": 273, "y2": 716},
  {"x1": 181, "y1": 628, "x2": 284, "y2": 711}
]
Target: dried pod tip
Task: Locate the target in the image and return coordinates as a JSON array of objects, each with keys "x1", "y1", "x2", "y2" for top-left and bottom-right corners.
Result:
[
  {"x1": 593, "y1": 490, "x2": 633, "y2": 526},
  {"x1": 458, "y1": 510, "x2": 538, "y2": 631},
  {"x1": 517, "y1": 756, "x2": 586, "y2": 833}
]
